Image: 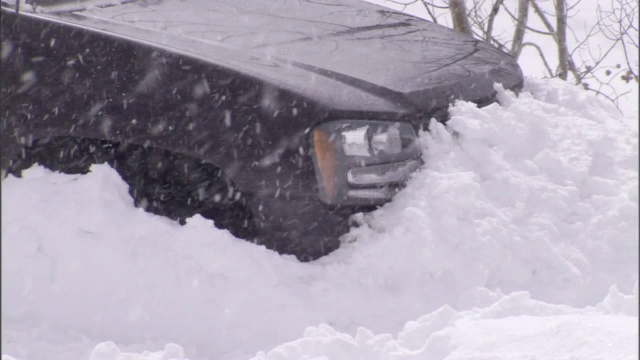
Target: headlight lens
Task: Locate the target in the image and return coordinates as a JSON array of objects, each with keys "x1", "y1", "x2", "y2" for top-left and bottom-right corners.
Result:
[{"x1": 311, "y1": 120, "x2": 422, "y2": 205}]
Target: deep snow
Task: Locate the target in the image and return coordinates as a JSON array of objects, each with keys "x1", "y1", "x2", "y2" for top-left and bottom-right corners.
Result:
[{"x1": 2, "y1": 78, "x2": 638, "y2": 359}]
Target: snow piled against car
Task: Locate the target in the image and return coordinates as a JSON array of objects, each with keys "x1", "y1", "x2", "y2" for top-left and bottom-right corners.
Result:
[{"x1": 2, "y1": 78, "x2": 638, "y2": 359}]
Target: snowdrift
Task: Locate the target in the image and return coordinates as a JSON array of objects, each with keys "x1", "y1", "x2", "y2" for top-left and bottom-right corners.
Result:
[{"x1": 2, "y1": 78, "x2": 638, "y2": 359}]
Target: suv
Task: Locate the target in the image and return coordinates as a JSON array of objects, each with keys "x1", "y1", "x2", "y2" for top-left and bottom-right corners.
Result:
[{"x1": 0, "y1": 0, "x2": 523, "y2": 260}]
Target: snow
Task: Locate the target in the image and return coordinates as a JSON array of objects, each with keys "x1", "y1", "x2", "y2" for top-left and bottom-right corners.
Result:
[{"x1": 2, "y1": 78, "x2": 637, "y2": 359}]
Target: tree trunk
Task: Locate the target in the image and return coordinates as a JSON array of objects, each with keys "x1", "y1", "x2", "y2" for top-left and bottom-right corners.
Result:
[
  {"x1": 556, "y1": 0, "x2": 568, "y2": 80},
  {"x1": 510, "y1": 0, "x2": 529, "y2": 59},
  {"x1": 449, "y1": 0, "x2": 473, "y2": 36}
]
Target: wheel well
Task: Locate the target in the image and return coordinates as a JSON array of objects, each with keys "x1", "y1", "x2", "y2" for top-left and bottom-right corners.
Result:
[{"x1": 7, "y1": 136, "x2": 257, "y2": 240}]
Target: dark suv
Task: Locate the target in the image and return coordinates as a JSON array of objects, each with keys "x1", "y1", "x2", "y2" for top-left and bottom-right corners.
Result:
[{"x1": 0, "y1": 0, "x2": 523, "y2": 260}]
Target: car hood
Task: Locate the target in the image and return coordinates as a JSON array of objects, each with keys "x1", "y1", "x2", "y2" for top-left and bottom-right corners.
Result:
[{"x1": 29, "y1": 0, "x2": 524, "y2": 114}]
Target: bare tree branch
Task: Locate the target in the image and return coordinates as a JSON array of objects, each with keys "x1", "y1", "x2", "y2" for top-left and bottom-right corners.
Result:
[
  {"x1": 530, "y1": 0, "x2": 557, "y2": 37},
  {"x1": 522, "y1": 42, "x2": 555, "y2": 76},
  {"x1": 501, "y1": 3, "x2": 555, "y2": 35},
  {"x1": 421, "y1": 0, "x2": 440, "y2": 22},
  {"x1": 484, "y1": 0, "x2": 504, "y2": 42}
]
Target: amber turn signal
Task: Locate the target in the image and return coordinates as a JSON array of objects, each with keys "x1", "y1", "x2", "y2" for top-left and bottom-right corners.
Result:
[{"x1": 313, "y1": 129, "x2": 338, "y2": 200}]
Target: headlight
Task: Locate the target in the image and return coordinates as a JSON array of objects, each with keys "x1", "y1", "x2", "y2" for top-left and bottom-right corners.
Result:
[{"x1": 311, "y1": 120, "x2": 422, "y2": 205}]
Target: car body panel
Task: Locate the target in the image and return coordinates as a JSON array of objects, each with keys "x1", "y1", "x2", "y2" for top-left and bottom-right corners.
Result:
[{"x1": 2, "y1": 8, "x2": 319, "y2": 195}]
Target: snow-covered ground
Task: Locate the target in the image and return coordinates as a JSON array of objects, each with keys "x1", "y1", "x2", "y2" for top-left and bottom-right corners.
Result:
[{"x1": 2, "y1": 78, "x2": 638, "y2": 359}]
